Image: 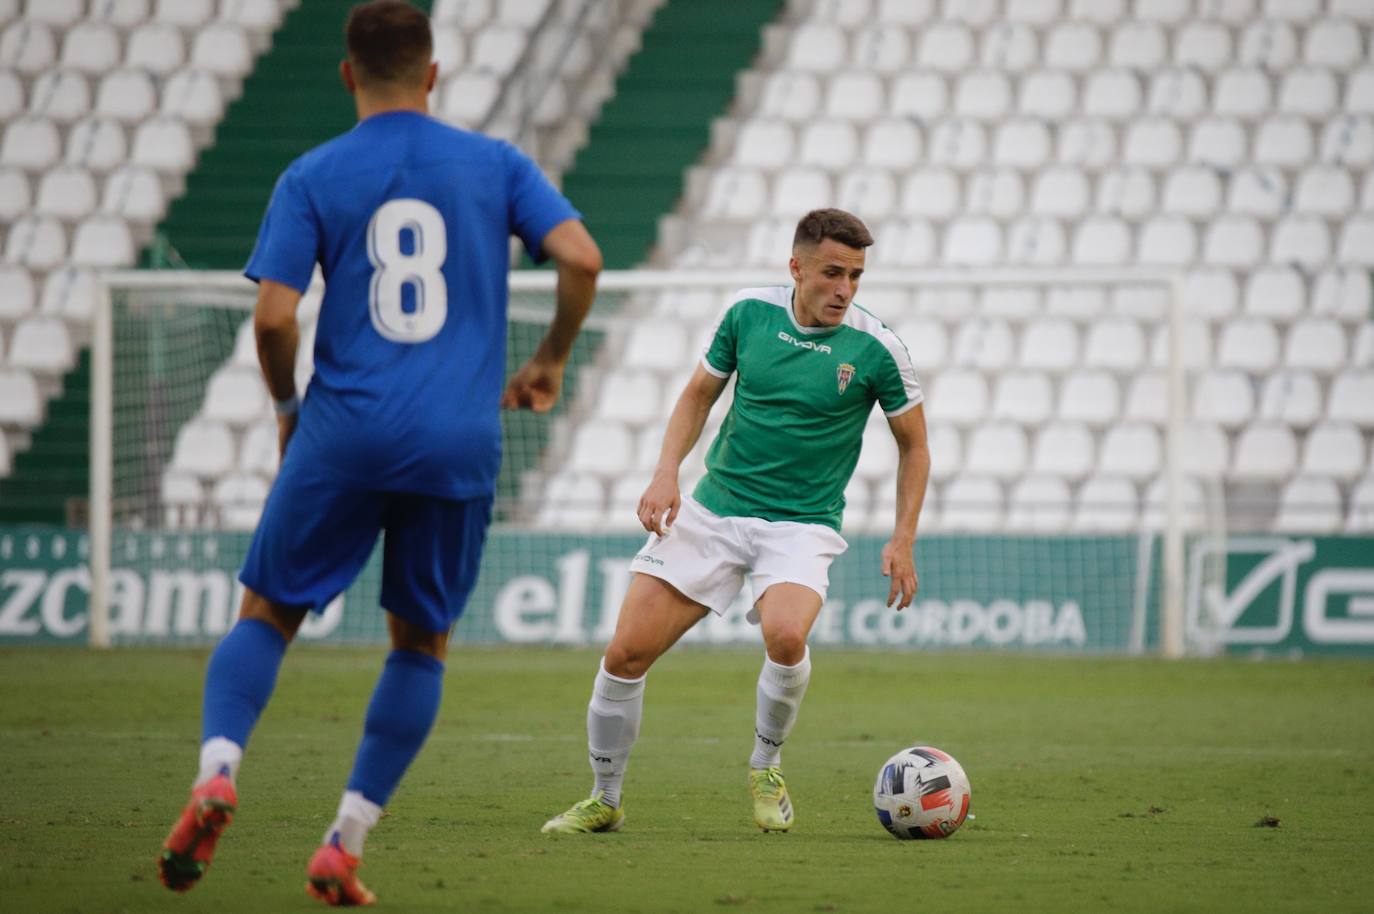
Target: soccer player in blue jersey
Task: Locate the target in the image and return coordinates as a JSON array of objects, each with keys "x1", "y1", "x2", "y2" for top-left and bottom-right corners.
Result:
[{"x1": 156, "y1": 2, "x2": 601, "y2": 905}]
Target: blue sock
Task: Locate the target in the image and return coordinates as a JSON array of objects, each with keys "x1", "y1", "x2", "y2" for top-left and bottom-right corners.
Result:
[
  {"x1": 346, "y1": 649, "x2": 445, "y2": 806},
  {"x1": 201, "y1": 618, "x2": 288, "y2": 747}
]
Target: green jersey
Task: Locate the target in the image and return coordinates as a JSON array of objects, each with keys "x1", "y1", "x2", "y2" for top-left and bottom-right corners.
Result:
[{"x1": 693, "y1": 285, "x2": 922, "y2": 531}]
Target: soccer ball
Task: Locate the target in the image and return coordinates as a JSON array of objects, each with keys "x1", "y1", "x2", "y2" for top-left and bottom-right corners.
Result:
[{"x1": 872, "y1": 745, "x2": 971, "y2": 840}]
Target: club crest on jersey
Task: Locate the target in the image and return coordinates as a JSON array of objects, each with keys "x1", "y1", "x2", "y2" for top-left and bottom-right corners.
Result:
[{"x1": 837, "y1": 362, "x2": 856, "y2": 395}]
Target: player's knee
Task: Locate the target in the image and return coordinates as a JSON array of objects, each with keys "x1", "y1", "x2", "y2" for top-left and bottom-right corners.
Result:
[
  {"x1": 387, "y1": 615, "x2": 449, "y2": 660},
  {"x1": 238, "y1": 589, "x2": 307, "y2": 642},
  {"x1": 765, "y1": 629, "x2": 808, "y2": 666},
  {"x1": 602, "y1": 642, "x2": 654, "y2": 680}
]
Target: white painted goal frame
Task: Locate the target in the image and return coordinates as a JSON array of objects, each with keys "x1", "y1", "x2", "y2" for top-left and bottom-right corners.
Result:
[{"x1": 90, "y1": 267, "x2": 1197, "y2": 655}]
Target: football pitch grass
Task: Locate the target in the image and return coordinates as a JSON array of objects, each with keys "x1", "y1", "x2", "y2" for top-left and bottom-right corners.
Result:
[{"x1": 1, "y1": 647, "x2": 1371, "y2": 913}]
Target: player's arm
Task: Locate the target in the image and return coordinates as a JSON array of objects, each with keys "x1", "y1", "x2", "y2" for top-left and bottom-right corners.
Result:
[
  {"x1": 501, "y1": 219, "x2": 601, "y2": 412},
  {"x1": 254, "y1": 278, "x2": 303, "y2": 455},
  {"x1": 882, "y1": 402, "x2": 930, "y2": 610},
  {"x1": 639, "y1": 365, "x2": 729, "y2": 535}
]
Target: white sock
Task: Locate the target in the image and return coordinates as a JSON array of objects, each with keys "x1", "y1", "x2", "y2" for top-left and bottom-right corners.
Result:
[
  {"x1": 586, "y1": 657, "x2": 645, "y2": 809},
  {"x1": 196, "y1": 736, "x2": 243, "y2": 787},
  {"x1": 749, "y1": 647, "x2": 811, "y2": 770},
  {"x1": 323, "y1": 790, "x2": 383, "y2": 858}
]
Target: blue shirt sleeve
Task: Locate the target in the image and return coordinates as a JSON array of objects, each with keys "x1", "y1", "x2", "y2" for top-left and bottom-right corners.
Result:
[
  {"x1": 244, "y1": 163, "x2": 320, "y2": 292},
  {"x1": 503, "y1": 141, "x2": 580, "y2": 265}
]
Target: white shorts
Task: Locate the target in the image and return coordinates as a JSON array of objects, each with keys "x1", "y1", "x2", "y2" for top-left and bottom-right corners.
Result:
[{"x1": 630, "y1": 495, "x2": 849, "y2": 619}]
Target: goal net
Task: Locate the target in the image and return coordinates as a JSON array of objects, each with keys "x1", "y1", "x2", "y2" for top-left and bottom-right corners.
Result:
[{"x1": 90, "y1": 268, "x2": 1222, "y2": 655}]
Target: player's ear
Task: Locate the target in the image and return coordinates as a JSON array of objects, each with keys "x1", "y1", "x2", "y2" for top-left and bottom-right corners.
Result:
[
  {"x1": 788, "y1": 253, "x2": 802, "y2": 282},
  {"x1": 425, "y1": 61, "x2": 438, "y2": 93},
  {"x1": 340, "y1": 59, "x2": 357, "y2": 95}
]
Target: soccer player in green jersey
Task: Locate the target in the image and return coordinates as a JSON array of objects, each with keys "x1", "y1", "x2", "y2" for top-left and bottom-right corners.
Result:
[{"x1": 543, "y1": 208, "x2": 929, "y2": 835}]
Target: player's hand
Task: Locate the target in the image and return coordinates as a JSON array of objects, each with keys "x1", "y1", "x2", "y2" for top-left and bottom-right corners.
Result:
[
  {"x1": 880, "y1": 538, "x2": 918, "y2": 610},
  {"x1": 637, "y1": 473, "x2": 681, "y2": 536},
  {"x1": 501, "y1": 356, "x2": 565, "y2": 413},
  {"x1": 277, "y1": 413, "x2": 297, "y2": 458}
]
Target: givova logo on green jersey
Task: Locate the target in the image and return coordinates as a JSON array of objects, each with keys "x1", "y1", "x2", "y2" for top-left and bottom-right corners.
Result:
[{"x1": 776, "y1": 331, "x2": 832, "y2": 354}]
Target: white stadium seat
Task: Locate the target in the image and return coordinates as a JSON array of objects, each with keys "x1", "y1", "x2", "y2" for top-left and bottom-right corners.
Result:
[
  {"x1": 965, "y1": 423, "x2": 1028, "y2": 480},
  {"x1": 1349, "y1": 476, "x2": 1374, "y2": 532},
  {"x1": 34, "y1": 166, "x2": 97, "y2": 221},
  {"x1": 1256, "y1": 116, "x2": 1314, "y2": 167},
  {"x1": 787, "y1": 23, "x2": 847, "y2": 72},
  {"x1": 1019, "y1": 70, "x2": 1077, "y2": 119},
  {"x1": 1189, "y1": 117, "x2": 1247, "y2": 167},
  {"x1": 701, "y1": 168, "x2": 767, "y2": 220},
  {"x1": 1005, "y1": 0, "x2": 1060, "y2": 24},
  {"x1": 1238, "y1": 20, "x2": 1297, "y2": 70},
  {"x1": 1032, "y1": 423, "x2": 1095, "y2": 481},
  {"x1": 1044, "y1": 21, "x2": 1100, "y2": 71},
  {"x1": 1258, "y1": 371, "x2": 1323, "y2": 427},
  {"x1": 1270, "y1": 217, "x2": 1330, "y2": 267},
  {"x1": 1278, "y1": 68, "x2": 1338, "y2": 117},
  {"x1": 212, "y1": 473, "x2": 269, "y2": 531},
  {"x1": 1337, "y1": 217, "x2": 1374, "y2": 265},
  {"x1": 102, "y1": 165, "x2": 166, "y2": 223},
  {"x1": 798, "y1": 120, "x2": 857, "y2": 170},
  {"x1": 1232, "y1": 422, "x2": 1298, "y2": 481},
  {"x1": 1020, "y1": 318, "x2": 1080, "y2": 372},
  {"x1": 70, "y1": 215, "x2": 134, "y2": 267},
  {"x1": 1182, "y1": 423, "x2": 1230, "y2": 476},
  {"x1": 1058, "y1": 370, "x2": 1120, "y2": 427},
  {"x1": 1046, "y1": 285, "x2": 1106, "y2": 319},
  {"x1": 981, "y1": 22, "x2": 1037, "y2": 71},
  {"x1": 1329, "y1": 372, "x2": 1374, "y2": 426},
  {"x1": 1058, "y1": 119, "x2": 1116, "y2": 168},
  {"x1": 1069, "y1": 0, "x2": 1127, "y2": 23},
  {"x1": 991, "y1": 370, "x2": 1054, "y2": 425},
  {"x1": 1006, "y1": 476, "x2": 1072, "y2": 532},
  {"x1": 1072, "y1": 217, "x2": 1131, "y2": 265},
  {"x1": 837, "y1": 169, "x2": 897, "y2": 221},
  {"x1": 928, "y1": 120, "x2": 988, "y2": 170},
  {"x1": 1176, "y1": 21, "x2": 1232, "y2": 72},
  {"x1": 1123, "y1": 118, "x2": 1182, "y2": 168},
  {"x1": 1005, "y1": 217, "x2": 1067, "y2": 265},
  {"x1": 39, "y1": 267, "x2": 96, "y2": 321},
  {"x1": 771, "y1": 168, "x2": 831, "y2": 218},
  {"x1": 567, "y1": 420, "x2": 634, "y2": 479},
  {"x1": 854, "y1": 421, "x2": 898, "y2": 481},
  {"x1": 538, "y1": 473, "x2": 605, "y2": 530},
  {"x1": 889, "y1": 71, "x2": 945, "y2": 120},
  {"x1": 238, "y1": 421, "x2": 279, "y2": 477},
  {"x1": 993, "y1": 119, "x2": 1052, "y2": 169},
  {"x1": 1183, "y1": 268, "x2": 1239, "y2": 320},
  {"x1": 0, "y1": 264, "x2": 35, "y2": 321},
  {"x1": 28, "y1": 69, "x2": 90, "y2": 123},
  {"x1": 1072, "y1": 475, "x2": 1138, "y2": 532},
  {"x1": 1142, "y1": 476, "x2": 1207, "y2": 531},
  {"x1": 955, "y1": 71, "x2": 1011, "y2": 121},
  {"x1": 126, "y1": 22, "x2": 185, "y2": 75},
  {"x1": 1273, "y1": 477, "x2": 1344, "y2": 534},
  {"x1": 943, "y1": 218, "x2": 1002, "y2": 265},
  {"x1": 1194, "y1": 370, "x2": 1254, "y2": 428},
  {"x1": 1243, "y1": 267, "x2": 1304, "y2": 319},
  {"x1": 161, "y1": 472, "x2": 204, "y2": 528},
  {"x1": 65, "y1": 117, "x2": 127, "y2": 171},
  {"x1": 1332, "y1": 0, "x2": 1374, "y2": 21},
  {"x1": 734, "y1": 120, "x2": 792, "y2": 168},
  {"x1": 1347, "y1": 67, "x2": 1374, "y2": 114},
  {"x1": 440, "y1": 71, "x2": 499, "y2": 126},
  {"x1": 1202, "y1": 216, "x2": 1263, "y2": 267},
  {"x1": 498, "y1": 0, "x2": 549, "y2": 28},
  {"x1": 897, "y1": 318, "x2": 947, "y2": 372},
  {"x1": 915, "y1": 21, "x2": 973, "y2": 71},
  {"x1": 0, "y1": 369, "x2": 43, "y2": 427},
  {"x1": 1137, "y1": 216, "x2": 1196, "y2": 265},
  {"x1": 1161, "y1": 167, "x2": 1221, "y2": 217},
  {"x1": 928, "y1": 369, "x2": 988, "y2": 427},
  {"x1": 1301, "y1": 422, "x2": 1366, "y2": 481},
  {"x1": 1213, "y1": 68, "x2": 1270, "y2": 118},
  {"x1": 1109, "y1": 22, "x2": 1167, "y2": 69},
  {"x1": 1216, "y1": 318, "x2": 1280, "y2": 372},
  {"x1": 1030, "y1": 168, "x2": 1090, "y2": 217},
  {"x1": 758, "y1": 72, "x2": 821, "y2": 121},
  {"x1": 29, "y1": 0, "x2": 84, "y2": 27},
  {"x1": 96, "y1": 69, "x2": 156, "y2": 123},
  {"x1": 3, "y1": 215, "x2": 66, "y2": 270},
  {"x1": 1124, "y1": 372, "x2": 1166, "y2": 424},
  {"x1": 900, "y1": 169, "x2": 960, "y2": 220},
  {"x1": 1285, "y1": 318, "x2": 1347, "y2": 372},
  {"x1": 204, "y1": 366, "x2": 268, "y2": 427},
  {"x1": 1095, "y1": 168, "x2": 1155, "y2": 218},
  {"x1": 0, "y1": 69, "x2": 22, "y2": 120},
  {"x1": 861, "y1": 119, "x2": 921, "y2": 170},
  {"x1": 941, "y1": 476, "x2": 1003, "y2": 530},
  {"x1": 1313, "y1": 269, "x2": 1373, "y2": 323},
  {"x1": 825, "y1": 72, "x2": 884, "y2": 121},
  {"x1": 1098, "y1": 424, "x2": 1161, "y2": 480},
  {"x1": 1304, "y1": 19, "x2": 1361, "y2": 69},
  {"x1": 1296, "y1": 165, "x2": 1356, "y2": 216},
  {"x1": 433, "y1": 0, "x2": 491, "y2": 28},
  {"x1": 850, "y1": 25, "x2": 912, "y2": 73},
  {"x1": 2, "y1": 20, "x2": 57, "y2": 74},
  {"x1": 1228, "y1": 166, "x2": 1287, "y2": 217},
  {"x1": 925, "y1": 423, "x2": 962, "y2": 481},
  {"x1": 472, "y1": 25, "x2": 527, "y2": 76},
  {"x1": 1, "y1": 116, "x2": 61, "y2": 171},
  {"x1": 191, "y1": 23, "x2": 252, "y2": 77},
  {"x1": 593, "y1": 370, "x2": 660, "y2": 426},
  {"x1": 1147, "y1": 68, "x2": 1207, "y2": 119},
  {"x1": 131, "y1": 117, "x2": 195, "y2": 172},
  {"x1": 1150, "y1": 321, "x2": 1212, "y2": 370},
  {"x1": 1083, "y1": 319, "x2": 1146, "y2": 371},
  {"x1": 8, "y1": 316, "x2": 74, "y2": 375}
]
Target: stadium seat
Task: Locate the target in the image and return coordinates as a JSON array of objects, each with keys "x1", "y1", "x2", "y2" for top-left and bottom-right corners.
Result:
[
  {"x1": 981, "y1": 21, "x2": 1036, "y2": 71},
  {"x1": 1227, "y1": 166, "x2": 1287, "y2": 217},
  {"x1": 472, "y1": 25, "x2": 527, "y2": 76},
  {"x1": 1122, "y1": 118, "x2": 1182, "y2": 168},
  {"x1": 928, "y1": 120, "x2": 988, "y2": 170},
  {"x1": 992, "y1": 119, "x2": 1051, "y2": 169},
  {"x1": 1300, "y1": 421, "x2": 1366, "y2": 481},
  {"x1": 65, "y1": 117, "x2": 127, "y2": 171},
  {"x1": 701, "y1": 168, "x2": 767, "y2": 220},
  {"x1": 1005, "y1": 476, "x2": 1072, "y2": 532},
  {"x1": 850, "y1": 25, "x2": 912, "y2": 73},
  {"x1": 836, "y1": 169, "x2": 897, "y2": 221},
  {"x1": 1031, "y1": 422, "x2": 1096, "y2": 481},
  {"x1": 498, "y1": 0, "x2": 550, "y2": 28},
  {"x1": 28, "y1": 69, "x2": 90, "y2": 123},
  {"x1": 964, "y1": 423, "x2": 1028, "y2": 480},
  {"x1": 772, "y1": 168, "x2": 831, "y2": 218},
  {"x1": 0, "y1": 264, "x2": 34, "y2": 324},
  {"x1": 8, "y1": 317, "x2": 74, "y2": 375},
  {"x1": 567, "y1": 419, "x2": 634, "y2": 479},
  {"x1": 734, "y1": 120, "x2": 793, "y2": 169},
  {"x1": 861, "y1": 119, "x2": 922, "y2": 170},
  {"x1": 1005, "y1": 218, "x2": 1067, "y2": 265},
  {"x1": 1146, "y1": 67, "x2": 1207, "y2": 119},
  {"x1": 1058, "y1": 119, "x2": 1117, "y2": 168},
  {"x1": 171, "y1": 420, "x2": 237, "y2": 478},
  {"x1": 1238, "y1": 20, "x2": 1297, "y2": 70},
  {"x1": 1304, "y1": 19, "x2": 1361, "y2": 69},
  {"x1": 1072, "y1": 475, "x2": 1138, "y2": 532},
  {"x1": 1044, "y1": 21, "x2": 1101, "y2": 71},
  {"x1": 2, "y1": 20, "x2": 57, "y2": 74},
  {"x1": 1083, "y1": 318, "x2": 1146, "y2": 372},
  {"x1": 1123, "y1": 372, "x2": 1166, "y2": 424},
  {"x1": 1278, "y1": 68, "x2": 1337, "y2": 117},
  {"x1": 798, "y1": 120, "x2": 858, "y2": 170},
  {"x1": 127, "y1": 22, "x2": 185, "y2": 75},
  {"x1": 1183, "y1": 268, "x2": 1239, "y2": 320},
  {"x1": 431, "y1": 26, "x2": 466, "y2": 75},
  {"x1": 1190, "y1": 118, "x2": 1248, "y2": 168},
  {"x1": 1109, "y1": 21, "x2": 1167, "y2": 68},
  {"x1": 757, "y1": 72, "x2": 821, "y2": 121},
  {"x1": 1098, "y1": 423, "x2": 1161, "y2": 481},
  {"x1": 95, "y1": 69, "x2": 157, "y2": 123},
  {"x1": 1348, "y1": 475, "x2": 1374, "y2": 531},
  {"x1": 1, "y1": 116, "x2": 60, "y2": 171},
  {"x1": 1071, "y1": 217, "x2": 1131, "y2": 265},
  {"x1": 887, "y1": 219, "x2": 937, "y2": 265},
  {"x1": 1354, "y1": 324, "x2": 1374, "y2": 367},
  {"x1": 955, "y1": 71, "x2": 1012, "y2": 121},
  {"x1": 942, "y1": 218, "x2": 1002, "y2": 265},
  {"x1": 0, "y1": 368, "x2": 42, "y2": 427},
  {"x1": 433, "y1": 0, "x2": 491, "y2": 28},
  {"x1": 1141, "y1": 476, "x2": 1208, "y2": 530},
  {"x1": 1243, "y1": 266, "x2": 1304, "y2": 319},
  {"x1": 854, "y1": 421, "x2": 898, "y2": 481},
  {"x1": 1217, "y1": 318, "x2": 1280, "y2": 373},
  {"x1": 991, "y1": 370, "x2": 1053, "y2": 425},
  {"x1": 1332, "y1": 0, "x2": 1374, "y2": 21},
  {"x1": 1202, "y1": 216, "x2": 1263, "y2": 267},
  {"x1": 1059, "y1": 370, "x2": 1119, "y2": 427},
  {"x1": 940, "y1": 476, "x2": 1002, "y2": 530},
  {"x1": 603, "y1": 472, "x2": 653, "y2": 531},
  {"x1": 1020, "y1": 70, "x2": 1077, "y2": 119},
  {"x1": 1294, "y1": 166, "x2": 1354, "y2": 216},
  {"x1": 0, "y1": 69, "x2": 22, "y2": 121},
  {"x1": 1258, "y1": 371, "x2": 1323, "y2": 427},
  {"x1": 1045, "y1": 285, "x2": 1106, "y2": 319},
  {"x1": 593, "y1": 369, "x2": 660, "y2": 426},
  {"x1": 131, "y1": 117, "x2": 195, "y2": 172},
  {"x1": 220, "y1": 0, "x2": 282, "y2": 32},
  {"x1": 787, "y1": 23, "x2": 848, "y2": 72},
  {"x1": 541, "y1": 473, "x2": 607, "y2": 529},
  {"x1": 34, "y1": 166, "x2": 97, "y2": 221},
  {"x1": 1149, "y1": 320, "x2": 1213, "y2": 371},
  {"x1": 1160, "y1": 167, "x2": 1221, "y2": 217},
  {"x1": 1193, "y1": 370, "x2": 1254, "y2": 428},
  {"x1": 212, "y1": 472, "x2": 269, "y2": 531},
  {"x1": 1285, "y1": 318, "x2": 1347, "y2": 372},
  {"x1": 238, "y1": 420, "x2": 279, "y2": 477},
  {"x1": 1347, "y1": 67, "x2": 1374, "y2": 114},
  {"x1": 102, "y1": 165, "x2": 166, "y2": 223},
  {"x1": 153, "y1": 0, "x2": 214, "y2": 26},
  {"x1": 915, "y1": 21, "x2": 972, "y2": 71},
  {"x1": 38, "y1": 267, "x2": 95, "y2": 321},
  {"x1": 1137, "y1": 216, "x2": 1196, "y2": 265},
  {"x1": 1176, "y1": 21, "x2": 1232, "y2": 72},
  {"x1": 1336, "y1": 217, "x2": 1374, "y2": 265},
  {"x1": 2, "y1": 215, "x2": 66, "y2": 271},
  {"x1": 203, "y1": 366, "x2": 267, "y2": 427},
  {"x1": 1030, "y1": 167, "x2": 1090, "y2": 218},
  {"x1": 824, "y1": 72, "x2": 884, "y2": 121},
  {"x1": 190, "y1": 23, "x2": 252, "y2": 77},
  {"x1": 0, "y1": 167, "x2": 30, "y2": 222},
  {"x1": 1231, "y1": 423, "x2": 1298, "y2": 481},
  {"x1": 896, "y1": 318, "x2": 947, "y2": 372},
  {"x1": 1020, "y1": 318, "x2": 1080, "y2": 371},
  {"x1": 900, "y1": 169, "x2": 960, "y2": 220},
  {"x1": 1213, "y1": 67, "x2": 1271, "y2": 119},
  {"x1": 70, "y1": 215, "x2": 134, "y2": 267},
  {"x1": 1094, "y1": 168, "x2": 1154, "y2": 219},
  {"x1": 160, "y1": 472, "x2": 204, "y2": 529},
  {"x1": 1319, "y1": 115, "x2": 1374, "y2": 167},
  {"x1": 1270, "y1": 217, "x2": 1330, "y2": 267},
  {"x1": 927, "y1": 369, "x2": 988, "y2": 427},
  {"x1": 1273, "y1": 477, "x2": 1344, "y2": 534},
  {"x1": 28, "y1": 0, "x2": 84, "y2": 27},
  {"x1": 440, "y1": 72, "x2": 499, "y2": 126}
]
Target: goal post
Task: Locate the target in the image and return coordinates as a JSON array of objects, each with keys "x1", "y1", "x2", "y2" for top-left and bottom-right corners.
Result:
[{"x1": 90, "y1": 267, "x2": 1207, "y2": 655}]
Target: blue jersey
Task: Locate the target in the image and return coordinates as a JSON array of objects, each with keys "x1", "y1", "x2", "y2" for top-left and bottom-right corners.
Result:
[{"x1": 244, "y1": 111, "x2": 579, "y2": 500}]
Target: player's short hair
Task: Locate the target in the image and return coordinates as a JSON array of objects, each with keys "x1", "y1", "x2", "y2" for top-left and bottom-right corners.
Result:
[
  {"x1": 345, "y1": 0, "x2": 432, "y2": 87},
  {"x1": 792, "y1": 208, "x2": 874, "y2": 252}
]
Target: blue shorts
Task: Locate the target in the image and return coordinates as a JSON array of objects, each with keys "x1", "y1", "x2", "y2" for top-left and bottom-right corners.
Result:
[{"x1": 239, "y1": 456, "x2": 493, "y2": 633}]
